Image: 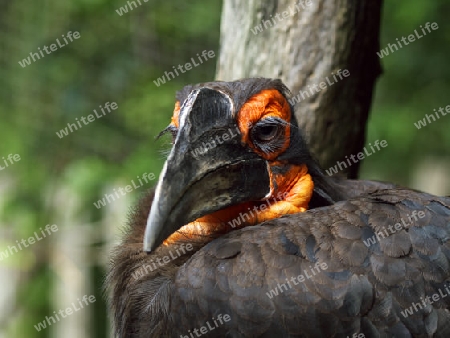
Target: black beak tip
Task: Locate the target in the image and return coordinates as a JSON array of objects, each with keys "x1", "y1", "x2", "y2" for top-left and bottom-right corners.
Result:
[{"x1": 143, "y1": 239, "x2": 155, "y2": 253}]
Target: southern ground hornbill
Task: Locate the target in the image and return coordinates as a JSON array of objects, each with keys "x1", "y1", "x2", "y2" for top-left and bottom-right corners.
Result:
[{"x1": 106, "y1": 78, "x2": 450, "y2": 337}]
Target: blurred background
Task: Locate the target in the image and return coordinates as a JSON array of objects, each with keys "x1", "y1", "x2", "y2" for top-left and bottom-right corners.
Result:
[{"x1": 0, "y1": 0, "x2": 448, "y2": 337}]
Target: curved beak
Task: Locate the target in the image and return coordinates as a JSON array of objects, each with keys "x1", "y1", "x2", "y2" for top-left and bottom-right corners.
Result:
[{"x1": 144, "y1": 88, "x2": 271, "y2": 252}]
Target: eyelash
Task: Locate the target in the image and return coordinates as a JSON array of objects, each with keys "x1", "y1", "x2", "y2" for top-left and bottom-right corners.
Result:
[
  {"x1": 250, "y1": 118, "x2": 286, "y2": 154},
  {"x1": 157, "y1": 125, "x2": 178, "y2": 143}
]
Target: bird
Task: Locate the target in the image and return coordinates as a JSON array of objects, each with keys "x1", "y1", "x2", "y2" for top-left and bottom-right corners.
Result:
[{"x1": 106, "y1": 78, "x2": 450, "y2": 338}]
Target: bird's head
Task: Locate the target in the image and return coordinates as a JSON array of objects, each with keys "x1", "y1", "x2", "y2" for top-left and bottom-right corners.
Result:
[{"x1": 144, "y1": 78, "x2": 343, "y2": 252}]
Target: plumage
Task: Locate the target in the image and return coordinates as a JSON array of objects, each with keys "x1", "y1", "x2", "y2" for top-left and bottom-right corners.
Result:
[{"x1": 106, "y1": 78, "x2": 450, "y2": 337}]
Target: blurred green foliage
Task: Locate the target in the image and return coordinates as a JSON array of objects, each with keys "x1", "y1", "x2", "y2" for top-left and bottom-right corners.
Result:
[
  {"x1": 362, "y1": 1, "x2": 450, "y2": 183},
  {"x1": 0, "y1": 1, "x2": 221, "y2": 337},
  {"x1": 0, "y1": 0, "x2": 448, "y2": 337}
]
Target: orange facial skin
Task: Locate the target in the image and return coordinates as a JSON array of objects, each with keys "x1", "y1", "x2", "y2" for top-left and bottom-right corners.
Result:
[
  {"x1": 171, "y1": 101, "x2": 181, "y2": 128},
  {"x1": 163, "y1": 89, "x2": 314, "y2": 247},
  {"x1": 163, "y1": 164, "x2": 313, "y2": 247},
  {"x1": 237, "y1": 89, "x2": 291, "y2": 161}
]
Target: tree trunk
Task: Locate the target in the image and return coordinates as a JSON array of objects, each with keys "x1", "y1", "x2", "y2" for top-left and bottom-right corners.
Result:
[{"x1": 216, "y1": 0, "x2": 383, "y2": 178}]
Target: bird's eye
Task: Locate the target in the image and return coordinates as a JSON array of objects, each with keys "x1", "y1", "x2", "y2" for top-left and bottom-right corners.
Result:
[
  {"x1": 254, "y1": 125, "x2": 278, "y2": 142},
  {"x1": 251, "y1": 119, "x2": 284, "y2": 144},
  {"x1": 249, "y1": 118, "x2": 287, "y2": 154}
]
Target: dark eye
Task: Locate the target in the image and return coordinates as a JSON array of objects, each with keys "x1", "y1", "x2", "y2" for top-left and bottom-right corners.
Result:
[
  {"x1": 250, "y1": 118, "x2": 286, "y2": 154},
  {"x1": 254, "y1": 124, "x2": 278, "y2": 142},
  {"x1": 251, "y1": 120, "x2": 283, "y2": 144}
]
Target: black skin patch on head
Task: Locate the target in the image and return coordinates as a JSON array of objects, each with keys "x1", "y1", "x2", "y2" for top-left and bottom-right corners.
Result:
[{"x1": 175, "y1": 78, "x2": 292, "y2": 118}]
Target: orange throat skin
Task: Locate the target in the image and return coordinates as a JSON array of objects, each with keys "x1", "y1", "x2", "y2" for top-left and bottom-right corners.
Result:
[{"x1": 163, "y1": 163, "x2": 314, "y2": 247}]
